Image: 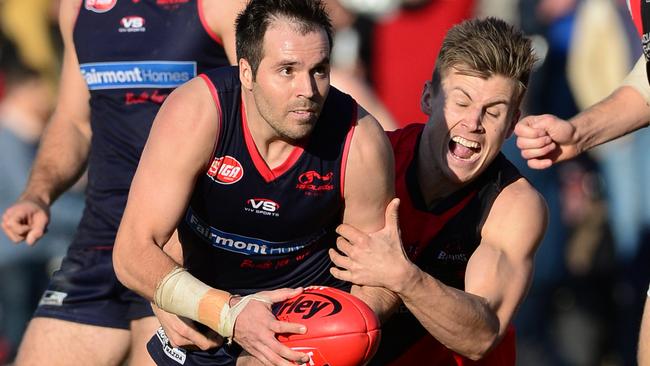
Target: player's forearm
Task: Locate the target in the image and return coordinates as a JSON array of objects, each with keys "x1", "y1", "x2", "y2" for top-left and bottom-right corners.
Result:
[
  {"x1": 114, "y1": 224, "x2": 234, "y2": 334},
  {"x1": 397, "y1": 267, "x2": 499, "y2": 360},
  {"x1": 21, "y1": 115, "x2": 90, "y2": 206},
  {"x1": 570, "y1": 86, "x2": 650, "y2": 156},
  {"x1": 350, "y1": 285, "x2": 400, "y2": 324},
  {"x1": 113, "y1": 227, "x2": 179, "y2": 303}
]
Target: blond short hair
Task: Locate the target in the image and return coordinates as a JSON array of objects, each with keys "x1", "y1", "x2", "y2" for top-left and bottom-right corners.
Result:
[{"x1": 431, "y1": 17, "x2": 536, "y2": 104}]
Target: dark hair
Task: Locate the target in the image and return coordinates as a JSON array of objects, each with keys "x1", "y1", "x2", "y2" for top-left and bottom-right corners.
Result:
[
  {"x1": 235, "y1": 0, "x2": 333, "y2": 78},
  {"x1": 431, "y1": 17, "x2": 536, "y2": 104}
]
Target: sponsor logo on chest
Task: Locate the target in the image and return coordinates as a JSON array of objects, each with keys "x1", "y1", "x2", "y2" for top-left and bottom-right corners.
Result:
[
  {"x1": 207, "y1": 155, "x2": 244, "y2": 184},
  {"x1": 85, "y1": 0, "x2": 117, "y2": 13},
  {"x1": 119, "y1": 16, "x2": 146, "y2": 33},
  {"x1": 295, "y1": 170, "x2": 335, "y2": 194},
  {"x1": 79, "y1": 61, "x2": 196, "y2": 90},
  {"x1": 245, "y1": 198, "x2": 280, "y2": 217}
]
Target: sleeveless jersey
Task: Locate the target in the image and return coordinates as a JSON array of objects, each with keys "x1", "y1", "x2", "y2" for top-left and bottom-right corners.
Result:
[
  {"x1": 371, "y1": 123, "x2": 522, "y2": 365},
  {"x1": 177, "y1": 67, "x2": 356, "y2": 295},
  {"x1": 72, "y1": 0, "x2": 229, "y2": 248}
]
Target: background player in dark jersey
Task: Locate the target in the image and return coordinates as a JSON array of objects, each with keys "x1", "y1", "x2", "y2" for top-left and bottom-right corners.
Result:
[
  {"x1": 113, "y1": 0, "x2": 396, "y2": 365},
  {"x1": 328, "y1": 17, "x2": 548, "y2": 365},
  {"x1": 0, "y1": 0, "x2": 245, "y2": 364}
]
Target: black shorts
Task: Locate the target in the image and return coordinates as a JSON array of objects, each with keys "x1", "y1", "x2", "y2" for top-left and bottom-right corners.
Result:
[
  {"x1": 33, "y1": 246, "x2": 154, "y2": 329},
  {"x1": 147, "y1": 327, "x2": 242, "y2": 365}
]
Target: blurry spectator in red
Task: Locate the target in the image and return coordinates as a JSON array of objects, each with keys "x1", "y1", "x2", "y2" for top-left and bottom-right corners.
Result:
[{"x1": 372, "y1": 0, "x2": 475, "y2": 127}]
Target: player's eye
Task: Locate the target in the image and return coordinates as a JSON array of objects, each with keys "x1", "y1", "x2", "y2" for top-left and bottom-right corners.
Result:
[
  {"x1": 313, "y1": 65, "x2": 329, "y2": 78},
  {"x1": 280, "y1": 67, "x2": 293, "y2": 76}
]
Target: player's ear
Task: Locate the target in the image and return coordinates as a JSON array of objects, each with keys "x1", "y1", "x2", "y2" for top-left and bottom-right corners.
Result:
[
  {"x1": 420, "y1": 81, "x2": 434, "y2": 116},
  {"x1": 239, "y1": 58, "x2": 254, "y2": 90},
  {"x1": 506, "y1": 109, "x2": 521, "y2": 138}
]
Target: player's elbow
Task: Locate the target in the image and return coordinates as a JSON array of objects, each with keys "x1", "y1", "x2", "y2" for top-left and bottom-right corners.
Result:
[
  {"x1": 112, "y1": 227, "x2": 136, "y2": 290},
  {"x1": 463, "y1": 337, "x2": 497, "y2": 361},
  {"x1": 465, "y1": 333, "x2": 499, "y2": 361},
  {"x1": 461, "y1": 316, "x2": 500, "y2": 361}
]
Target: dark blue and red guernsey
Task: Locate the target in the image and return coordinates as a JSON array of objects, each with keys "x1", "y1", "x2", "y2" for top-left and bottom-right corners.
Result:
[
  {"x1": 371, "y1": 123, "x2": 522, "y2": 365},
  {"x1": 71, "y1": 0, "x2": 229, "y2": 249},
  {"x1": 177, "y1": 67, "x2": 356, "y2": 295}
]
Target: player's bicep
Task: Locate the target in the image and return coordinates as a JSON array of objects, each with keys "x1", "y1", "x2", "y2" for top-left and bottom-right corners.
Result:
[
  {"x1": 123, "y1": 79, "x2": 219, "y2": 246},
  {"x1": 464, "y1": 180, "x2": 547, "y2": 331},
  {"x1": 342, "y1": 110, "x2": 395, "y2": 231}
]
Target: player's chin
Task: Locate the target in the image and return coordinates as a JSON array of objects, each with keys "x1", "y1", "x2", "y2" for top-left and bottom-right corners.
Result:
[{"x1": 284, "y1": 124, "x2": 316, "y2": 142}]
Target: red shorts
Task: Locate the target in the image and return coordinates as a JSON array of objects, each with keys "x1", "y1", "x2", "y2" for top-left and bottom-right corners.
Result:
[{"x1": 387, "y1": 325, "x2": 516, "y2": 366}]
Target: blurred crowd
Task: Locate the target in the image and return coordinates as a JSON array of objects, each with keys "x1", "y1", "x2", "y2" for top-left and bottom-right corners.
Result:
[{"x1": 0, "y1": 0, "x2": 648, "y2": 365}]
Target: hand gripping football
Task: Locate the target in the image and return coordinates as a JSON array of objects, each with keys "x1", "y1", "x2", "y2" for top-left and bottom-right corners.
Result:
[{"x1": 273, "y1": 286, "x2": 381, "y2": 366}]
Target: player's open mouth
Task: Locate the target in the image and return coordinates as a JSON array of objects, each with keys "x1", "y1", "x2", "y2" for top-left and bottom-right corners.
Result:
[{"x1": 449, "y1": 135, "x2": 481, "y2": 160}]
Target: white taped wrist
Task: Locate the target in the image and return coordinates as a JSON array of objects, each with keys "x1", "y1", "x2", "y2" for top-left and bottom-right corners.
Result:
[
  {"x1": 647, "y1": 283, "x2": 650, "y2": 298},
  {"x1": 217, "y1": 294, "x2": 272, "y2": 340},
  {"x1": 153, "y1": 266, "x2": 210, "y2": 322}
]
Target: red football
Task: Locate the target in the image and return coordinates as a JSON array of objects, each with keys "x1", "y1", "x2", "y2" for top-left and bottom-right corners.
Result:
[{"x1": 274, "y1": 286, "x2": 381, "y2": 366}]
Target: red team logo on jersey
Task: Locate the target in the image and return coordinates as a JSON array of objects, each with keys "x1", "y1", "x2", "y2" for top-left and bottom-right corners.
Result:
[
  {"x1": 85, "y1": 0, "x2": 117, "y2": 13},
  {"x1": 207, "y1": 156, "x2": 244, "y2": 184},
  {"x1": 296, "y1": 171, "x2": 335, "y2": 192}
]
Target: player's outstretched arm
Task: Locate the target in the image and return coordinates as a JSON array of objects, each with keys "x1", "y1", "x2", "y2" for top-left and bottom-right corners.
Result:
[
  {"x1": 337, "y1": 108, "x2": 400, "y2": 321},
  {"x1": 1, "y1": 0, "x2": 91, "y2": 245},
  {"x1": 516, "y1": 56, "x2": 650, "y2": 170},
  {"x1": 399, "y1": 179, "x2": 547, "y2": 360}
]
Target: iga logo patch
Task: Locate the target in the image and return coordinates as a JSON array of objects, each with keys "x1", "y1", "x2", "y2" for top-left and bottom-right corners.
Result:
[
  {"x1": 85, "y1": 0, "x2": 117, "y2": 13},
  {"x1": 207, "y1": 155, "x2": 244, "y2": 184}
]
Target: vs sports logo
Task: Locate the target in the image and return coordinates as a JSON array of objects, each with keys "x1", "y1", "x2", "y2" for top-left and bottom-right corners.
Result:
[
  {"x1": 245, "y1": 198, "x2": 280, "y2": 217},
  {"x1": 207, "y1": 155, "x2": 244, "y2": 184},
  {"x1": 119, "y1": 16, "x2": 146, "y2": 33}
]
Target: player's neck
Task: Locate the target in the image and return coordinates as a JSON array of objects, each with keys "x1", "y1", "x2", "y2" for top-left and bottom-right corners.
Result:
[
  {"x1": 416, "y1": 138, "x2": 464, "y2": 205},
  {"x1": 241, "y1": 90, "x2": 303, "y2": 169}
]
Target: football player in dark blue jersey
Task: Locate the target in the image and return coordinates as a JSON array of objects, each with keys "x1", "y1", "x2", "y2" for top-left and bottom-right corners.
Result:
[{"x1": 114, "y1": 0, "x2": 397, "y2": 365}]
